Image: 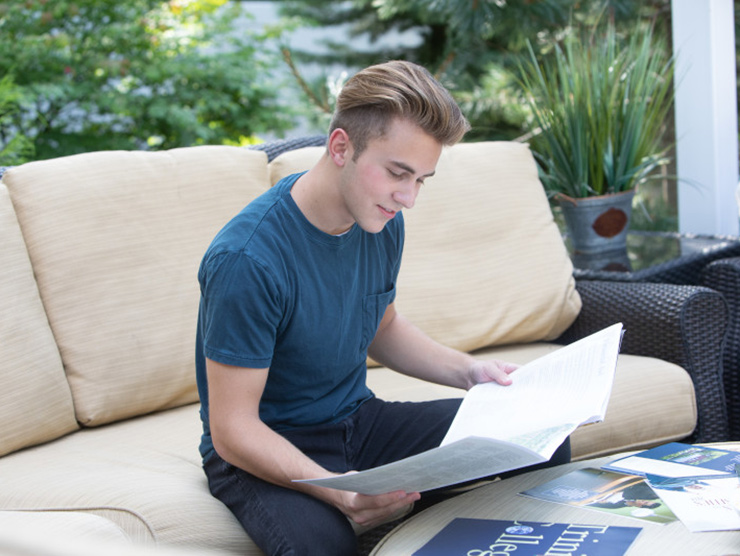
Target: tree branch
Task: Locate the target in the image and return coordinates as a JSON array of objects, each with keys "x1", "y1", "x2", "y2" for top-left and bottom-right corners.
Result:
[{"x1": 281, "y1": 47, "x2": 332, "y2": 114}]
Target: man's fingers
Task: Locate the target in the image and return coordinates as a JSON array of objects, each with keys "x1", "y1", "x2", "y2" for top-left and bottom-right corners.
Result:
[{"x1": 348, "y1": 491, "x2": 419, "y2": 527}]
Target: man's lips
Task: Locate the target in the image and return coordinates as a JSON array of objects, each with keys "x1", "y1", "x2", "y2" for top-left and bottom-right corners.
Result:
[{"x1": 379, "y1": 205, "x2": 397, "y2": 218}]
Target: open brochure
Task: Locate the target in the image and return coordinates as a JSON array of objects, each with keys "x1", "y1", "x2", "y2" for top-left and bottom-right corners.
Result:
[
  {"x1": 519, "y1": 467, "x2": 677, "y2": 524},
  {"x1": 295, "y1": 323, "x2": 624, "y2": 495}
]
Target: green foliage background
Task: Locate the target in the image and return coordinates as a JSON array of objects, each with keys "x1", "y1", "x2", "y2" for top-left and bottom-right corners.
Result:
[
  {"x1": 0, "y1": 0, "x2": 295, "y2": 163},
  {"x1": 276, "y1": 0, "x2": 676, "y2": 139},
  {"x1": 0, "y1": 0, "x2": 735, "y2": 234},
  {"x1": 274, "y1": 0, "x2": 689, "y2": 230}
]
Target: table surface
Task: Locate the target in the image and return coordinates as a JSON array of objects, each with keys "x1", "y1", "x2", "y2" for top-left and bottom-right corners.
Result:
[
  {"x1": 370, "y1": 444, "x2": 740, "y2": 556},
  {"x1": 567, "y1": 231, "x2": 740, "y2": 282}
]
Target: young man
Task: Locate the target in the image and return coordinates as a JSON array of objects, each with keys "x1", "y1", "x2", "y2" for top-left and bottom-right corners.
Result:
[{"x1": 196, "y1": 60, "x2": 570, "y2": 556}]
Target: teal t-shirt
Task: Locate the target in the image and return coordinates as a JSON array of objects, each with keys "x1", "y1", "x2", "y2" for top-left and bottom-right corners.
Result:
[{"x1": 196, "y1": 173, "x2": 403, "y2": 460}]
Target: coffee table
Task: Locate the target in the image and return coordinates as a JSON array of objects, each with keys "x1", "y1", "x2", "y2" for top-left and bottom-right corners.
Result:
[{"x1": 370, "y1": 444, "x2": 740, "y2": 555}]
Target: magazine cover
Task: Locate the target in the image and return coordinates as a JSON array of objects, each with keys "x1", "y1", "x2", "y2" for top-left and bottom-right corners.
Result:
[
  {"x1": 645, "y1": 474, "x2": 740, "y2": 532},
  {"x1": 412, "y1": 518, "x2": 641, "y2": 556},
  {"x1": 519, "y1": 467, "x2": 677, "y2": 524},
  {"x1": 602, "y1": 443, "x2": 740, "y2": 478}
]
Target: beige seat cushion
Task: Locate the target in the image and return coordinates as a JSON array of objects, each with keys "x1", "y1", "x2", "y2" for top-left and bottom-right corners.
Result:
[
  {"x1": 269, "y1": 142, "x2": 581, "y2": 352},
  {"x1": 367, "y1": 344, "x2": 696, "y2": 460},
  {"x1": 0, "y1": 404, "x2": 260, "y2": 555},
  {"x1": 0, "y1": 184, "x2": 78, "y2": 456},
  {"x1": 0, "y1": 511, "x2": 238, "y2": 556},
  {"x1": 0, "y1": 511, "x2": 129, "y2": 546},
  {"x1": 3, "y1": 147, "x2": 271, "y2": 426}
]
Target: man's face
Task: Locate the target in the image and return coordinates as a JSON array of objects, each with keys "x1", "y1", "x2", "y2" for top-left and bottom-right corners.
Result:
[{"x1": 339, "y1": 118, "x2": 442, "y2": 234}]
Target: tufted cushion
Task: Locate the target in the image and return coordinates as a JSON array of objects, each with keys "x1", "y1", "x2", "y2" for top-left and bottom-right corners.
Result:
[
  {"x1": 0, "y1": 184, "x2": 78, "y2": 456},
  {"x1": 268, "y1": 141, "x2": 581, "y2": 352},
  {"x1": 2, "y1": 147, "x2": 270, "y2": 426}
]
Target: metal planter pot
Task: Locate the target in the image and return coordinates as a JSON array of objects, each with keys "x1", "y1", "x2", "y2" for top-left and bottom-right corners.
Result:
[{"x1": 558, "y1": 189, "x2": 635, "y2": 254}]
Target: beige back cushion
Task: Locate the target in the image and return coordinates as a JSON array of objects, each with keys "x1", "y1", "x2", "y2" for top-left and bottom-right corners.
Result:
[
  {"x1": 3, "y1": 147, "x2": 270, "y2": 426},
  {"x1": 269, "y1": 141, "x2": 581, "y2": 352},
  {"x1": 268, "y1": 146, "x2": 325, "y2": 186},
  {"x1": 0, "y1": 184, "x2": 78, "y2": 456}
]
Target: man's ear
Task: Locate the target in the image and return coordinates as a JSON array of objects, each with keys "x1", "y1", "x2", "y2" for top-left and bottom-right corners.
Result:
[{"x1": 327, "y1": 128, "x2": 352, "y2": 167}]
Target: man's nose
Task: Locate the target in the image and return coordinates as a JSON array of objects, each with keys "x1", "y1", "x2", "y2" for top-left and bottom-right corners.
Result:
[{"x1": 393, "y1": 181, "x2": 419, "y2": 209}]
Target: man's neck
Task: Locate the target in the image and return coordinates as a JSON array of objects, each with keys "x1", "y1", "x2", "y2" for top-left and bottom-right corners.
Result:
[{"x1": 290, "y1": 158, "x2": 353, "y2": 236}]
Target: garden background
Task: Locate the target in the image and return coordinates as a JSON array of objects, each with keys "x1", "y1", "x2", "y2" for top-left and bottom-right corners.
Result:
[{"x1": 1, "y1": 0, "x2": 738, "y2": 231}]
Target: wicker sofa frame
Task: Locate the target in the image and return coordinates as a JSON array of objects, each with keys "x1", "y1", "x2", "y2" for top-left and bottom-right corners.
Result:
[{"x1": 1, "y1": 135, "x2": 732, "y2": 444}]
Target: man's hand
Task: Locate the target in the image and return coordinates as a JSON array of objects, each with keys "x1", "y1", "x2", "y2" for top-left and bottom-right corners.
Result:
[
  {"x1": 466, "y1": 359, "x2": 517, "y2": 389},
  {"x1": 333, "y1": 488, "x2": 420, "y2": 528}
]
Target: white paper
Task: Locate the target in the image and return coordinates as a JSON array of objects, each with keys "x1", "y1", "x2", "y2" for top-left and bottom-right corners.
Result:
[
  {"x1": 296, "y1": 437, "x2": 544, "y2": 495},
  {"x1": 647, "y1": 476, "x2": 740, "y2": 532},
  {"x1": 442, "y1": 324, "x2": 621, "y2": 449},
  {"x1": 296, "y1": 323, "x2": 623, "y2": 495}
]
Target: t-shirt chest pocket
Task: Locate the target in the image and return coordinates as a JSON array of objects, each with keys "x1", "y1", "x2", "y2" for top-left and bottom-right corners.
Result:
[{"x1": 360, "y1": 286, "x2": 396, "y2": 352}]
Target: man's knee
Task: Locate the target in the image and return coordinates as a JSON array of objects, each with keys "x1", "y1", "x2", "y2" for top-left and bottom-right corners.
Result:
[
  {"x1": 280, "y1": 514, "x2": 358, "y2": 556},
  {"x1": 204, "y1": 454, "x2": 358, "y2": 555}
]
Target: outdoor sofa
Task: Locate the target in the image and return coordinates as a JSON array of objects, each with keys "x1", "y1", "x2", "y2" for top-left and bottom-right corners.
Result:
[{"x1": 0, "y1": 136, "x2": 730, "y2": 555}]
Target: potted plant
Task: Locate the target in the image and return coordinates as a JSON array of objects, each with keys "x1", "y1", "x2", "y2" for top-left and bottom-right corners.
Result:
[{"x1": 516, "y1": 21, "x2": 675, "y2": 254}]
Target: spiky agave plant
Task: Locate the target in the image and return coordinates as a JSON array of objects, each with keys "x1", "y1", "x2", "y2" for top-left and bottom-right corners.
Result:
[{"x1": 517, "y1": 21, "x2": 675, "y2": 199}]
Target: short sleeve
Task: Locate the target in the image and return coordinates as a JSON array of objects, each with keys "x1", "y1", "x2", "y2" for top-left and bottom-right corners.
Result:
[{"x1": 199, "y1": 251, "x2": 283, "y2": 369}]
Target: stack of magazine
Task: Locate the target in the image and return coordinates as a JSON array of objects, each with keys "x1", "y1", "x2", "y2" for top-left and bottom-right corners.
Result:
[
  {"x1": 520, "y1": 442, "x2": 740, "y2": 533},
  {"x1": 602, "y1": 442, "x2": 740, "y2": 532},
  {"x1": 411, "y1": 443, "x2": 740, "y2": 555}
]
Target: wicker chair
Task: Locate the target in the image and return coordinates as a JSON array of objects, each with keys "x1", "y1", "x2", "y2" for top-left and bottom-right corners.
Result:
[
  {"x1": 702, "y1": 258, "x2": 740, "y2": 440},
  {"x1": 557, "y1": 280, "x2": 729, "y2": 442},
  {"x1": 567, "y1": 230, "x2": 740, "y2": 442}
]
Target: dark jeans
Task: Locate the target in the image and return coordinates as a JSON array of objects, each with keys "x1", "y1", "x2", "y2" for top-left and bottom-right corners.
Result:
[{"x1": 203, "y1": 397, "x2": 571, "y2": 556}]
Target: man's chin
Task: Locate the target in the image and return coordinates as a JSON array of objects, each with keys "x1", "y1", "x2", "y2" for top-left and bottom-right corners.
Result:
[{"x1": 357, "y1": 220, "x2": 388, "y2": 234}]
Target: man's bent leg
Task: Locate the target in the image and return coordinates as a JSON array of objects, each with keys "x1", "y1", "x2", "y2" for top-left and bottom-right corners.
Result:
[
  {"x1": 203, "y1": 452, "x2": 357, "y2": 556},
  {"x1": 348, "y1": 398, "x2": 463, "y2": 469}
]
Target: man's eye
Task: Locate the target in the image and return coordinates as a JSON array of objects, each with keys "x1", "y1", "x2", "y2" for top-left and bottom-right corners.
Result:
[{"x1": 388, "y1": 169, "x2": 404, "y2": 179}]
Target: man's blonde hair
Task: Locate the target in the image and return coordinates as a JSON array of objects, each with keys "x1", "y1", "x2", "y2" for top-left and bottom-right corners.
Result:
[{"x1": 329, "y1": 60, "x2": 470, "y2": 159}]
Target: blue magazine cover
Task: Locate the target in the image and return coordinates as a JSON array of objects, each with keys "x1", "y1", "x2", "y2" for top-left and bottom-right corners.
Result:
[
  {"x1": 413, "y1": 518, "x2": 641, "y2": 556},
  {"x1": 602, "y1": 443, "x2": 740, "y2": 478}
]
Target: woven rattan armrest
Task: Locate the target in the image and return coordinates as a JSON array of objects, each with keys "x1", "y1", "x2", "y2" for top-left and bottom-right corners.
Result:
[
  {"x1": 702, "y1": 257, "x2": 740, "y2": 439},
  {"x1": 557, "y1": 280, "x2": 729, "y2": 443}
]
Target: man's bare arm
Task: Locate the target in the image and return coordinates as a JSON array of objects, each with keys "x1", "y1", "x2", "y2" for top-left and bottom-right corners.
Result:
[
  {"x1": 206, "y1": 358, "x2": 419, "y2": 526},
  {"x1": 367, "y1": 303, "x2": 516, "y2": 390}
]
